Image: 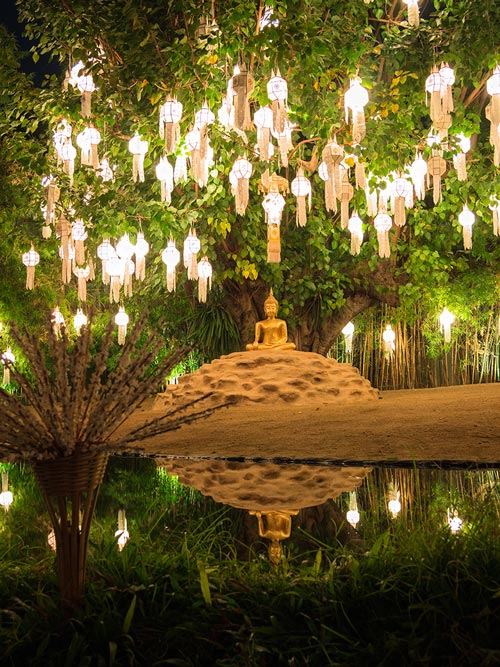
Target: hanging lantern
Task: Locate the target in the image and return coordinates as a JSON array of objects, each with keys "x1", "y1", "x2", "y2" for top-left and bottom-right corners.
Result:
[
  {"x1": 390, "y1": 175, "x2": 413, "y2": 226},
  {"x1": 439, "y1": 63, "x2": 455, "y2": 115},
  {"x1": 320, "y1": 139, "x2": 344, "y2": 212},
  {"x1": 60, "y1": 142, "x2": 77, "y2": 185},
  {"x1": 347, "y1": 211, "x2": 363, "y2": 255},
  {"x1": 458, "y1": 204, "x2": 475, "y2": 249},
  {"x1": 271, "y1": 120, "x2": 292, "y2": 167},
  {"x1": 365, "y1": 182, "x2": 378, "y2": 217},
  {"x1": 230, "y1": 64, "x2": 254, "y2": 130},
  {"x1": 194, "y1": 102, "x2": 215, "y2": 180},
  {"x1": 159, "y1": 97, "x2": 183, "y2": 153},
  {"x1": 346, "y1": 490, "x2": 359, "y2": 527},
  {"x1": 53, "y1": 119, "x2": 72, "y2": 160},
  {"x1": 267, "y1": 69, "x2": 288, "y2": 134},
  {"x1": 174, "y1": 152, "x2": 188, "y2": 184},
  {"x1": 262, "y1": 188, "x2": 286, "y2": 263},
  {"x1": 486, "y1": 66, "x2": 500, "y2": 166},
  {"x1": 98, "y1": 157, "x2": 114, "y2": 182},
  {"x1": 409, "y1": 152, "x2": 428, "y2": 200},
  {"x1": 0, "y1": 471, "x2": 13, "y2": 511},
  {"x1": 51, "y1": 306, "x2": 65, "y2": 337},
  {"x1": 22, "y1": 245, "x2": 40, "y2": 290},
  {"x1": 97, "y1": 239, "x2": 115, "y2": 284},
  {"x1": 382, "y1": 324, "x2": 396, "y2": 358},
  {"x1": 291, "y1": 167, "x2": 311, "y2": 227},
  {"x1": 231, "y1": 157, "x2": 253, "y2": 215},
  {"x1": 402, "y1": 0, "x2": 419, "y2": 27},
  {"x1": 342, "y1": 321, "x2": 355, "y2": 355},
  {"x1": 134, "y1": 232, "x2": 149, "y2": 281},
  {"x1": 106, "y1": 255, "x2": 123, "y2": 303},
  {"x1": 427, "y1": 149, "x2": 446, "y2": 204},
  {"x1": 197, "y1": 256, "x2": 212, "y2": 303},
  {"x1": 453, "y1": 133, "x2": 470, "y2": 182},
  {"x1": 1, "y1": 347, "x2": 15, "y2": 385},
  {"x1": 439, "y1": 307, "x2": 455, "y2": 343},
  {"x1": 183, "y1": 228, "x2": 201, "y2": 280},
  {"x1": 218, "y1": 93, "x2": 234, "y2": 129},
  {"x1": 76, "y1": 126, "x2": 100, "y2": 168},
  {"x1": 128, "y1": 132, "x2": 148, "y2": 183},
  {"x1": 77, "y1": 72, "x2": 96, "y2": 117},
  {"x1": 72, "y1": 218, "x2": 87, "y2": 264},
  {"x1": 425, "y1": 66, "x2": 444, "y2": 125},
  {"x1": 58, "y1": 240, "x2": 75, "y2": 284},
  {"x1": 162, "y1": 240, "x2": 180, "y2": 292},
  {"x1": 344, "y1": 78, "x2": 369, "y2": 144},
  {"x1": 374, "y1": 208, "x2": 392, "y2": 258},
  {"x1": 73, "y1": 308, "x2": 87, "y2": 335},
  {"x1": 115, "y1": 509, "x2": 130, "y2": 551},
  {"x1": 155, "y1": 156, "x2": 174, "y2": 203},
  {"x1": 253, "y1": 106, "x2": 274, "y2": 162},
  {"x1": 73, "y1": 264, "x2": 91, "y2": 301},
  {"x1": 355, "y1": 158, "x2": 367, "y2": 189},
  {"x1": 116, "y1": 234, "x2": 135, "y2": 298},
  {"x1": 114, "y1": 307, "x2": 129, "y2": 345},
  {"x1": 185, "y1": 128, "x2": 209, "y2": 187},
  {"x1": 41, "y1": 176, "x2": 60, "y2": 237},
  {"x1": 337, "y1": 168, "x2": 354, "y2": 229},
  {"x1": 489, "y1": 195, "x2": 500, "y2": 236}
]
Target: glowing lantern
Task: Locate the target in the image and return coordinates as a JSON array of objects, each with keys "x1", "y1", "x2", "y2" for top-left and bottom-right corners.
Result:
[
  {"x1": 267, "y1": 69, "x2": 288, "y2": 134},
  {"x1": 106, "y1": 255, "x2": 124, "y2": 303},
  {"x1": 197, "y1": 256, "x2": 212, "y2": 303},
  {"x1": 427, "y1": 149, "x2": 446, "y2": 204},
  {"x1": 72, "y1": 218, "x2": 87, "y2": 265},
  {"x1": 115, "y1": 509, "x2": 130, "y2": 551},
  {"x1": 388, "y1": 492, "x2": 401, "y2": 518},
  {"x1": 159, "y1": 97, "x2": 183, "y2": 153},
  {"x1": 51, "y1": 306, "x2": 65, "y2": 337},
  {"x1": 409, "y1": 152, "x2": 428, "y2": 201},
  {"x1": 134, "y1": 232, "x2": 149, "y2": 281},
  {"x1": 60, "y1": 142, "x2": 77, "y2": 185},
  {"x1": 115, "y1": 307, "x2": 129, "y2": 345},
  {"x1": 77, "y1": 72, "x2": 96, "y2": 117},
  {"x1": 128, "y1": 132, "x2": 148, "y2": 183},
  {"x1": 439, "y1": 307, "x2": 455, "y2": 343},
  {"x1": 253, "y1": 106, "x2": 274, "y2": 162},
  {"x1": 262, "y1": 188, "x2": 286, "y2": 263},
  {"x1": 41, "y1": 176, "x2": 60, "y2": 237},
  {"x1": 382, "y1": 324, "x2": 396, "y2": 358},
  {"x1": 73, "y1": 308, "x2": 87, "y2": 335},
  {"x1": 337, "y1": 168, "x2": 354, "y2": 229},
  {"x1": 97, "y1": 239, "x2": 114, "y2": 284},
  {"x1": 76, "y1": 126, "x2": 100, "y2": 168},
  {"x1": 231, "y1": 157, "x2": 253, "y2": 215},
  {"x1": 116, "y1": 234, "x2": 136, "y2": 297},
  {"x1": 486, "y1": 66, "x2": 500, "y2": 166},
  {"x1": 73, "y1": 265, "x2": 90, "y2": 301},
  {"x1": 425, "y1": 66, "x2": 444, "y2": 125},
  {"x1": 291, "y1": 167, "x2": 311, "y2": 227},
  {"x1": 348, "y1": 211, "x2": 363, "y2": 255},
  {"x1": 162, "y1": 240, "x2": 180, "y2": 292},
  {"x1": 183, "y1": 228, "x2": 201, "y2": 280},
  {"x1": 155, "y1": 156, "x2": 174, "y2": 203},
  {"x1": 344, "y1": 78, "x2": 369, "y2": 144},
  {"x1": 0, "y1": 472, "x2": 13, "y2": 510},
  {"x1": 185, "y1": 127, "x2": 211, "y2": 187},
  {"x1": 271, "y1": 119, "x2": 292, "y2": 167},
  {"x1": 320, "y1": 139, "x2": 344, "y2": 212},
  {"x1": 1, "y1": 347, "x2": 15, "y2": 385},
  {"x1": 374, "y1": 208, "x2": 392, "y2": 258},
  {"x1": 58, "y1": 240, "x2": 75, "y2": 284},
  {"x1": 218, "y1": 93, "x2": 234, "y2": 129},
  {"x1": 489, "y1": 195, "x2": 500, "y2": 236},
  {"x1": 230, "y1": 64, "x2": 254, "y2": 130},
  {"x1": 402, "y1": 0, "x2": 419, "y2": 27},
  {"x1": 390, "y1": 175, "x2": 413, "y2": 227},
  {"x1": 53, "y1": 119, "x2": 72, "y2": 160},
  {"x1": 174, "y1": 152, "x2": 188, "y2": 184},
  {"x1": 453, "y1": 133, "x2": 470, "y2": 182},
  {"x1": 22, "y1": 245, "x2": 40, "y2": 290},
  {"x1": 342, "y1": 321, "x2": 355, "y2": 355},
  {"x1": 346, "y1": 491, "x2": 359, "y2": 527},
  {"x1": 99, "y1": 157, "x2": 114, "y2": 182},
  {"x1": 458, "y1": 204, "x2": 475, "y2": 249},
  {"x1": 439, "y1": 63, "x2": 455, "y2": 116}
]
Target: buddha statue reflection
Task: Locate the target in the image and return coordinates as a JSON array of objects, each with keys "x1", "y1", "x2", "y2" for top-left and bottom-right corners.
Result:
[
  {"x1": 246, "y1": 289, "x2": 296, "y2": 351},
  {"x1": 249, "y1": 510, "x2": 299, "y2": 566}
]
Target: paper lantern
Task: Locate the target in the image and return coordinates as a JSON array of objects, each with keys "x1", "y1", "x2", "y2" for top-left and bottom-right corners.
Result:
[
  {"x1": 342, "y1": 321, "x2": 355, "y2": 355},
  {"x1": 197, "y1": 256, "x2": 212, "y2": 303},
  {"x1": 51, "y1": 306, "x2": 65, "y2": 337},
  {"x1": 409, "y1": 152, "x2": 428, "y2": 200},
  {"x1": 453, "y1": 133, "x2": 470, "y2": 182},
  {"x1": 128, "y1": 132, "x2": 148, "y2": 183},
  {"x1": 427, "y1": 149, "x2": 446, "y2": 204},
  {"x1": 58, "y1": 239, "x2": 75, "y2": 284},
  {"x1": 53, "y1": 119, "x2": 72, "y2": 159},
  {"x1": 267, "y1": 69, "x2": 288, "y2": 134},
  {"x1": 73, "y1": 308, "x2": 87, "y2": 335},
  {"x1": 174, "y1": 152, "x2": 188, "y2": 184},
  {"x1": 231, "y1": 157, "x2": 253, "y2": 215},
  {"x1": 390, "y1": 176, "x2": 413, "y2": 226},
  {"x1": 159, "y1": 97, "x2": 183, "y2": 153},
  {"x1": 76, "y1": 126, "x2": 100, "y2": 168},
  {"x1": 382, "y1": 324, "x2": 396, "y2": 357},
  {"x1": 270, "y1": 120, "x2": 292, "y2": 167},
  {"x1": 22, "y1": 245, "x2": 40, "y2": 290},
  {"x1": 344, "y1": 78, "x2": 369, "y2": 144},
  {"x1": 439, "y1": 307, "x2": 455, "y2": 343},
  {"x1": 97, "y1": 239, "x2": 115, "y2": 284},
  {"x1": 374, "y1": 208, "x2": 392, "y2": 258},
  {"x1": 489, "y1": 195, "x2": 500, "y2": 236},
  {"x1": 77, "y1": 73, "x2": 95, "y2": 117},
  {"x1": 425, "y1": 66, "x2": 444, "y2": 125},
  {"x1": 162, "y1": 240, "x2": 180, "y2": 292},
  {"x1": 486, "y1": 66, "x2": 500, "y2": 165},
  {"x1": 134, "y1": 232, "x2": 149, "y2": 281},
  {"x1": 185, "y1": 127, "x2": 211, "y2": 187},
  {"x1": 98, "y1": 157, "x2": 114, "y2": 182},
  {"x1": 155, "y1": 156, "x2": 174, "y2": 203},
  {"x1": 183, "y1": 227, "x2": 201, "y2": 279},
  {"x1": 402, "y1": 0, "x2": 419, "y2": 27},
  {"x1": 347, "y1": 211, "x2": 363, "y2": 255},
  {"x1": 388, "y1": 490, "x2": 401, "y2": 517},
  {"x1": 60, "y1": 142, "x2": 77, "y2": 185},
  {"x1": 230, "y1": 64, "x2": 254, "y2": 130},
  {"x1": 337, "y1": 168, "x2": 354, "y2": 229},
  {"x1": 106, "y1": 255, "x2": 123, "y2": 303},
  {"x1": 116, "y1": 234, "x2": 135, "y2": 297},
  {"x1": 73, "y1": 265, "x2": 91, "y2": 301},
  {"x1": 439, "y1": 63, "x2": 455, "y2": 115},
  {"x1": 72, "y1": 218, "x2": 87, "y2": 264},
  {"x1": 1, "y1": 347, "x2": 15, "y2": 385},
  {"x1": 115, "y1": 307, "x2": 129, "y2": 345},
  {"x1": 458, "y1": 204, "x2": 475, "y2": 249},
  {"x1": 253, "y1": 106, "x2": 274, "y2": 162},
  {"x1": 76, "y1": 129, "x2": 91, "y2": 165},
  {"x1": 41, "y1": 176, "x2": 60, "y2": 237},
  {"x1": 290, "y1": 167, "x2": 311, "y2": 227},
  {"x1": 262, "y1": 189, "x2": 286, "y2": 263}
]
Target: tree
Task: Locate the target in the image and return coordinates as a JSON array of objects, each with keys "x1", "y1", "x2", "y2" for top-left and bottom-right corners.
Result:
[{"x1": 1, "y1": 0, "x2": 500, "y2": 355}]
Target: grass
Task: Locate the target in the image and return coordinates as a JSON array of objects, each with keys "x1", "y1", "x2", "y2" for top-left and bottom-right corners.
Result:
[{"x1": 1, "y1": 460, "x2": 500, "y2": 665}]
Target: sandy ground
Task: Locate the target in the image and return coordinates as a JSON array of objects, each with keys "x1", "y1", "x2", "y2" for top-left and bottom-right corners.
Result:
[{"x1": 120, "y1": 351, "x2": 500, "y2": 465}]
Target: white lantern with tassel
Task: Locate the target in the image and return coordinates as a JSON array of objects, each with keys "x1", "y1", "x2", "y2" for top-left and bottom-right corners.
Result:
[
  {"x1": 486, "y1": 66, "x2": 500, "y2": 166},
  {"x1": 1, "y1": 347, "x2": 15, "y2": 385},
  {"x1": 116, "y1": 234, "x2": 135, "y2": 297},
  {"x1": 72, "y1": 218, "x2": 87, "y2": 265},
  {"x1": 382, "y1": 324, "x2": 396, "y2": 358},
  {"x1": 347, "y1": 211, "x2": 363, "y2": 255},
  {"x1": 390, "y1": 175, "x2": 413, "y2": 226},
  {"x1": 97, "y1": 239, "x2": 114, "y2": 284},
  {"x1": 73, "y1": 265, "x2": 91, "y2": 302},
  {"x1": 374, "y1": 208, "x2": 392, "y2": 258},
  {"x1": 115, "y1": 307, "x2": 129, "y2": 345},
  {"x1": 128, "y1": 133, "x2": 148, "y2": 183},
  {"x1": 458, "y1": 204, "x2": 475, "y2": 249},
  {"x1": 58, "y1": 241, "x2": 75, "y2": 284},
  {"x1": 134, "y1": 232, "x2": 149, "y2": 281},
  {"x1": 60, "y1": 142, "x2": 77, "y2": 185},
  {"x1": 22, "y1": 246, "x2": 40, "y2": 290},
  {"x1": 453, "y1": 133, "x2": 470, "y2": 182},
  {"x1": 159, "y1": 97, "x2": 183, "y2": 154},
  {"x1": 344, "y1": 78, "x2": 369, "y2": 145},
  {"x1": 489, "y1": 195, "x2": 500, "y2": 236},
  {"x1": 162, "y1": 240, "x2": 180, "y2": 292},
  {"x1": 254, "y1": 106, "x2": 274, "y2": 162},
  {"x1": 402, "y1": 0, "x2": 419, "y2": 27},
  {"x1": 115, "y1": 509, "x2": 130, "y2": 551},
  {"x1": 342, "y1": 321, "x2": 355, "y2": 356},
  {"x1": 183, "y1": 228, "x2": 201, "y2": 280},
  {"x1": 73, "y1": 308, "x2": 87, "y2": 335},
  {"x1": 291, "y1": 167, "x2": 311, "y2": 227},
  {"x1": 0, "y1": 471, "x2": 14, "y2": 510},
  {"x1": 231, "y1": 157, "x2": 253, "y2": 215},
  {"x1": 409, "y1": 152, "x2": 428, "y2": 200},
  {"x1": 267, "y1": 70, "x2": 288, "y2": 134},
  {"x1": 197, "y1": 256, "x2": 212, "y2": 303},
  {"x1": 262, "y1": 189, "x2": 286, "y2": 263},
  {"x1": 77, "y1": 73, "x2": 96, "y2": 117},
  {"x1": 439, "y1": 307, "x2": 455, "y2": 343},
  {"x1": 106, "y1": 255, "x2": 123, "y2": 304},
  {"x1": 51, "y1": 306, "x2": 65, "y2": 337},
  {"x1": 155, "y1": 156, "x2": 174, "y2": 203}
]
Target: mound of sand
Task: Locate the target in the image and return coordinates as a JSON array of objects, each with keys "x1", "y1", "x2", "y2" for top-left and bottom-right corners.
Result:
[{"x1": 159, "y1": 458, "x2": 371, "y2": 510}]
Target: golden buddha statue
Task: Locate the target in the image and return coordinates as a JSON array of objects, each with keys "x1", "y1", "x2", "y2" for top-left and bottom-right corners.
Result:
[
  {"x1": 246, "y1": 289, "x2": 296, "y2": 351},
  {"x1": 249, "y1": 510, "x2": 299, "y2": 566}
]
